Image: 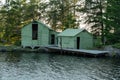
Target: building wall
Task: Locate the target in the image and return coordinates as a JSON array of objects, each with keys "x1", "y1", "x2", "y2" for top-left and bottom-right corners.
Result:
[
  {"x1": 22, "y1": 23, "x2": 32, "y2": 47},
  {"x1": 58, "y1": 36, "x2": 75, "y2": 49},
  {"x1": 38, "y1": 23, "x2": 49, "y2": 46},
  {"x1": 21, "y1": 22, "x2": 50, "y2": 48},
  {"x1": 58, "y1": 31, "x2": 93, "y2": 49},
  {"x1": 75, "y1": 31, "x2": 93, "y2": 49},
  {"x1": 49, "y1": 30, "x2": 59, "y2": 45}
]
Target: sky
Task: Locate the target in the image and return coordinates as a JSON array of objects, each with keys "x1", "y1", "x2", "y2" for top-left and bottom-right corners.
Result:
[
  {"x1": 1, "y1": 0, "x2": 5, "y2": 3},
  {"x1": 0, "y1": 0, "x2": 5, "y2": 5}
]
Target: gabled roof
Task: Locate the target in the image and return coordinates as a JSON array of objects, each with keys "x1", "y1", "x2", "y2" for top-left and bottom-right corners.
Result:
[
  {"x1": 34, "y1": 20, "x2": 53, "y2": 30},
  {"x1": 22, "y1": 20, "x2": 53, "y2": 30},
  {"x1": 58, "y1": 28, "x2": 85, "y2": 37}
]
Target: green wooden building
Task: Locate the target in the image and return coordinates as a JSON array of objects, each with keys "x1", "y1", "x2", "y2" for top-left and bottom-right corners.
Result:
[
  {"x1": 21, "y1": 20, "x2": 58, "y2": 49},
  {"x1": 57, "y1": 29, "x2": 93, "y2": 49}
]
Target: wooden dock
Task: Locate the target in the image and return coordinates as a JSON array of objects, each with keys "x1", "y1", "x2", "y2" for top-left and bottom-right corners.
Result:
[{"x1": 45, "y1": 46, "x2": 109, "y2": 57}]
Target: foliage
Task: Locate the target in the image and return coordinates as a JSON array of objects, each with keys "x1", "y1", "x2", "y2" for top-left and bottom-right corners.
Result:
[
  {"x1": 104, "y1": 0, "x2": 120, "y2": 44},
  {"x1": 84, "y1": 0, "x2": 120, "y2": 45},
  {"x1": 0, "y1": 0, "x2": 120, "y2": 45},
  {"x1": 84, "y1": 0, "x2": 107, "y2": 44},
  {"x1": 0, "y1": 0, "x2": 41, "y2": 44},
  {"x1": 112, "y1": 43, "x2": 120, "y2": 49},
  {"x1": 41, "y1": 0, "x2": 80, "y2": 30},
  {"x1": 106, "y1": 28, "x2": 120, "y2": 44},
  {"x1": 94, "y1": 37, "x2": 103, "y2": 48},
  {"x1": 0, "y1": 0, "x2": 81, "y2": 45}
]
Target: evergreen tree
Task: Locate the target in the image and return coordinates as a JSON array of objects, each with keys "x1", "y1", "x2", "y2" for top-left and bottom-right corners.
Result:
[
  {"x1": 84, "y1": 0, "x2": 107, "y2": 44},
  {"x1": 105, "y1": 0, "x2": 120, "y2": 44}
]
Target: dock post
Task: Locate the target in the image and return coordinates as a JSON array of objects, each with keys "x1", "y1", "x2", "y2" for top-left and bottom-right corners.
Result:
[{"x1": 60, "y1": 37, "x2": 62, "y2": 54}]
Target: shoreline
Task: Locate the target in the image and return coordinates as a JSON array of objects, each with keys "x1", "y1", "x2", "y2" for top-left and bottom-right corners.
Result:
[
  {"x1": 0, "y1": 45, "x2": 120, "y2": 57},
  {"x1": 0, "y1": 46, "x2": 47, "y2": 53}
]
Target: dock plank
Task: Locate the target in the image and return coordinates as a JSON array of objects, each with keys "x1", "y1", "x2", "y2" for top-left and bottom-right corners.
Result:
[{"x1": 45, "y1": 46, "x2": 109, "y2": 57}]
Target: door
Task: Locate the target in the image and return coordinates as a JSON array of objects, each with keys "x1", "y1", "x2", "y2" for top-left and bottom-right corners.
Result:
[
  {"x1": 51, "y1": 34, "x2": 55, "y2": 44},
  {"x1": 77, "y1": 37, "x2": 80, "y2": 49}
]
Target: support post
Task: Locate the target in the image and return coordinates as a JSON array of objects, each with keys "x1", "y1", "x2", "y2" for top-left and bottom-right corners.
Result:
[{"x1": 60, "y1": 37, "x2": 62, "y2": 54}]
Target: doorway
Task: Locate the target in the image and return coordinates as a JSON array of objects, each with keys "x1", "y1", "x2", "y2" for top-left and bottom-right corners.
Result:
[
  {"x1": 51, "y1": 34, "x2": 55, "y2": 44},
  {"x1": 77, "y1": 37, "x2": 80, "y2": 49}
]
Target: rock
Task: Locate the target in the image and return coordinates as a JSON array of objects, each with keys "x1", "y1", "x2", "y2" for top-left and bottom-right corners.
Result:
[{"x1": 104, "y1": 45, "x2": 120, "y2": 57}]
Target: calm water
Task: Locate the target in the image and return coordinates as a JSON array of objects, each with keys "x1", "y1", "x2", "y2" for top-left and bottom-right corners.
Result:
[{"x1": 0, "y1": 52, "x2": 120, "y2": 80}]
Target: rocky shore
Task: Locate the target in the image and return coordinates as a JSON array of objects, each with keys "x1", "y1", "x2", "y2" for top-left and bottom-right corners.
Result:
[{"x1": 104, "y1": 45, "x2": 120, "y2": 57}]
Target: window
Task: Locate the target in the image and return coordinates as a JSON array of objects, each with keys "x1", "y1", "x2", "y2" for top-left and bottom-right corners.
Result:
[{"x1": 32, "y1": 24, "x2": 38, "y2": 40}]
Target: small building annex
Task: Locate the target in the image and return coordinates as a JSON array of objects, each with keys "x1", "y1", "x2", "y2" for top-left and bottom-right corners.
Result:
[
  {"x1": 21, "y1": 20, "x2": 58, "y2": 49},
  {"x1": 57, "y1": 28, "x2": 93, "y2": 49}
]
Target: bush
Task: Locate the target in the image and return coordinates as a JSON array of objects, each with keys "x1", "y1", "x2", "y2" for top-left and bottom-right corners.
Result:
[
  {"x1": 95, "y1": 44, "x2": 103, "y2": 48},
  {"x1": 112, "y1": 43, "x2": 120, "y2": 49},
  {"x1": 94, "y1": 37, "x2": 103, "y2": 48},
  {"x1": 14, "y1": 40, "x2": 21, "y2": 46}
]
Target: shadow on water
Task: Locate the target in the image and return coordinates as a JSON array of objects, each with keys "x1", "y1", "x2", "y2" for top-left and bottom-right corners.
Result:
[
  {"x1": 0, "y1": 52, "x2": 120, "y2": 80},
  {"x1": 5, "y1": 53, "x2": 22, "y2": 62},
  {"x1": 0, "y1": 52, "x2": 22, "y2": 62}
]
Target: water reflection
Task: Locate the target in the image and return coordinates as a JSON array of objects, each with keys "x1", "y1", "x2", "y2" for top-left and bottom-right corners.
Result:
[
  {"x1": 0, "y1": 52, "x2": 120, "y2": 80},
  {"x1": 0, "y1": 52, "x2": 22, "y2": 63},
  {"x1": 6, "y1": 53, "x2": 22, "y2": 62},
  {"x1": 0, "y1": 53, "x2": 6, "y2": 62}
]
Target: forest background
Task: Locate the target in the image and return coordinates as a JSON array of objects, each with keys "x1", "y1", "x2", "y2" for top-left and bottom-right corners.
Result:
[{"x1": 0, "y1": 0, "x2": 120, "y2": 47}]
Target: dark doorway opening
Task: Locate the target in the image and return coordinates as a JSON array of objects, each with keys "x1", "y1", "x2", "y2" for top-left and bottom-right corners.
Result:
[
  {"x1": 32, "y1": 24, "x2": 38, "y2": 40},
  {"x1": 77, "y1": 37, "x2": 80, "y2": 49},
  {"x1": 51, "y1": 34, "x2": 55, "y2": 44}
]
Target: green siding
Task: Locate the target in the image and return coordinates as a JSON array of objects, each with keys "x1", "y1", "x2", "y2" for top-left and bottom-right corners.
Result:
[
  {"x1": 58, "y1": 36, "x2": 74, "y2": 49},
  {"x1": 58, "y1": 30, "x2": 93, "y2": 49},
  {"x1": 38, "y1": 23, "x2": 49, "y2": 46},
  {"x1": 21, "y1": 21, "x2": 57, "y2": 48},
  {"x1": 75, "y1": 31, "x2": 93, "y2": 49},
  {"x1": 49, "y1": 30, "x2": 59, "y2": 45},
  {"x1": 22, "y1": 23, "x2": 32, "y2": 47},
  {"x1": 22, "y1": 21, "x2": 93, "y2": 49}
]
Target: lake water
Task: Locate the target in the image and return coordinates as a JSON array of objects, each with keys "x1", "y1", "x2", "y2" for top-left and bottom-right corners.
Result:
[{"x1": 0, "y1": 52, "x2": 120, "y2": 80}]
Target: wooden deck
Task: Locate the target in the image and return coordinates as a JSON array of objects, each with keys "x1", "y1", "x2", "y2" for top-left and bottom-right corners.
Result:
[{"x1": 45, "y1": 46, "x2": 109, "y2": 57}]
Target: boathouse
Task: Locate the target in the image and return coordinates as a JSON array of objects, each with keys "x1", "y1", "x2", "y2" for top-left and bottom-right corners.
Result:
[
  {"x1": 57, "y1": 28, "x2": 93, "y2": 49},
  {"x1": 21, "y1": 20, "x2": 58, "y2": 49}
]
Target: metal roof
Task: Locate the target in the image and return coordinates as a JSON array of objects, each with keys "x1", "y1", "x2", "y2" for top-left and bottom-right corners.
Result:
[{"x1": 58, "y1": 28, "x2": 85, "y2": 37}]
